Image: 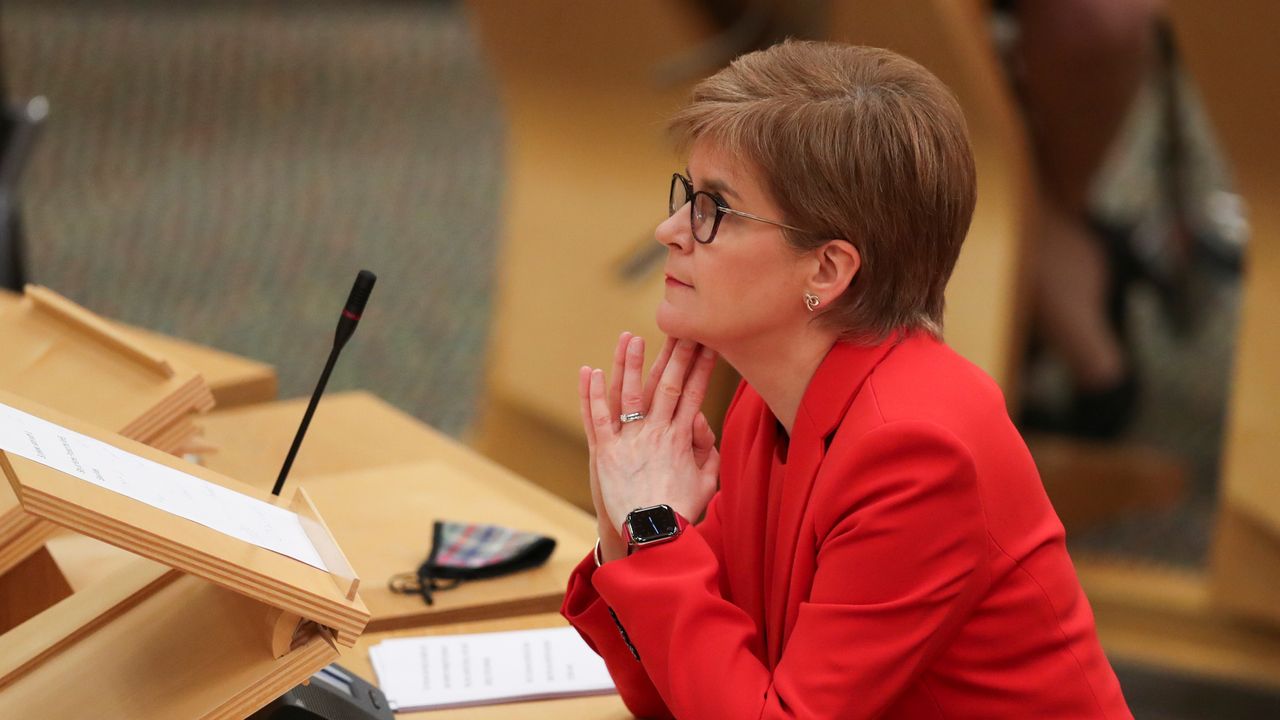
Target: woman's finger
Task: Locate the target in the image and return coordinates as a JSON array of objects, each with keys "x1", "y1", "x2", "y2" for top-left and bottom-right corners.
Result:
[
  {"x1": 619, "y1": 335, "x2": 645, "y2": 421},
  {"x1": 693, "y1": 410, "x2": 714, "y2": 444},
  {"x1": 577, "y1": 365, "x2": 596, "y2": 448},
  {"x1": 698, "y1": 445, "x2": 721, "y2": 488},
  {"x1": 608, "y1": 331, "x2": 632, "y2": 419},
  {"x1": 588, "y1": 368, "x2": 618, "y2": 442},
  {"x1": 692, "y1": 411, "x2": 715, "y2": 467},
  {"x1": 648, "y1": 339, "x2": 698, "y2": 423},
  {"x1": 642, "y1": 336, "x2": 677, "y2": 411},
  {"x1": 674, "y1": 345, "x2": 717, "y2": 425}
]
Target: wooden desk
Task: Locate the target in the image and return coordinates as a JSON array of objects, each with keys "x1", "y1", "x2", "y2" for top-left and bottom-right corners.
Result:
[
  {"x1": 199, "y1": 393, "x2": 599, "y2": 631},
  {"x1": 341, "y1": 613, "x2": 631, "y2": 719},
  {"x1": 0, "y1": 288, "x2": 277, "y2": 408}
]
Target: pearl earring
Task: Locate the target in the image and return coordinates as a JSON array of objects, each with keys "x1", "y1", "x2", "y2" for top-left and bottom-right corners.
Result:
[{"x1": 803, "y1": 292, "x2": 820, "y2": 312}]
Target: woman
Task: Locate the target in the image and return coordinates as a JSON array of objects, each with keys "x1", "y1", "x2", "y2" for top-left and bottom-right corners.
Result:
[{"x1": 563, "y1": 41, "x2": 1131, "y2": 719}]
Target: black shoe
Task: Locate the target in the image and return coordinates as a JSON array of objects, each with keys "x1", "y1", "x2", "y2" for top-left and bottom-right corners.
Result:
[
  {"x1": 1018, "y1": 370, "x2": 1139, "y2": 441},
  {"x1": 1065, "y1": 371, "x2": 1140, "y2": 440}
]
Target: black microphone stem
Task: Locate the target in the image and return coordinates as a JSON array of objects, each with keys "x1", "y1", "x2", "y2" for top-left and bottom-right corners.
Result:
[
  {"x1": 271, "y1": 269, "x2": 375, "y2": 498},
  {"x1": 272, "y1": 344, "x2": 340, "y2": 497}
]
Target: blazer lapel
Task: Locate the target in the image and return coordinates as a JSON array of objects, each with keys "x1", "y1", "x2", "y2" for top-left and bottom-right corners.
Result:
[
  {"x1": 736, "y1": 395, "x2": 779, "y2": 646},
  {"x1": 764, "y1": 338, "x2": 901, "y2": 666}
]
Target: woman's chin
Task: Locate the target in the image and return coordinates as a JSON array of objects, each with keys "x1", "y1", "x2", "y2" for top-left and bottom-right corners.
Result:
[{"x1": 656, "y1": 302, "x2": 694, "y2": 340}]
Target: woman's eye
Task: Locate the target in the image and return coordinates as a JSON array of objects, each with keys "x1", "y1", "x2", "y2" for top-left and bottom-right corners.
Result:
[{"x1": 697, "y1": 200, "x2": 714, "y2": 221}]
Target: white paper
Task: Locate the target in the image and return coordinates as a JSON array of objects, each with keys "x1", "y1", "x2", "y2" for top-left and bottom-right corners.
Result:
[
  {"x1": 368, "y1": 627, "x2": 616, "y2": 711},
  {"x1": 0, "y1": 400, "x2": 329, "y2": 571}
]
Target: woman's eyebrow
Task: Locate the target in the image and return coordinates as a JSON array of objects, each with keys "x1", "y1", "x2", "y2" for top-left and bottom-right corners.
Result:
[{"x1": 686, "y1": 168, "x2": 741, "y2": 202}]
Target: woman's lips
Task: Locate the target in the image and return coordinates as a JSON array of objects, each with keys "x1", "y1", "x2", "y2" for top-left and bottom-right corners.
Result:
[{"x1": 665, "y1": 275, "x2": 693, "y2": 289}]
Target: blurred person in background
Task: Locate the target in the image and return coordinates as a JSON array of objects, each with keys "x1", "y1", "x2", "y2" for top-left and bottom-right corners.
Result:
[
  {"x1": 560, "y1": 41, "x2": 1131, "y2": 719},
  {"x1": 1005, "y1": 0, "x2": 1163, "y2": 438}
]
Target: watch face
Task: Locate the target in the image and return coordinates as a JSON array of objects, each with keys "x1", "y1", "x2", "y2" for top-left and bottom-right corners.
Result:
[{"x1": 627, "y1": 505, "x2": 680, "y2": 544}]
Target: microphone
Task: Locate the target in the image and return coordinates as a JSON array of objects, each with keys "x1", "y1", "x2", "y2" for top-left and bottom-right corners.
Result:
[
  {"x1": 272, "y1": 270, "x2": 378, "y2": 497},
  {"x1": 334, "y1": 269, "x2": 376, "y2": 351}
]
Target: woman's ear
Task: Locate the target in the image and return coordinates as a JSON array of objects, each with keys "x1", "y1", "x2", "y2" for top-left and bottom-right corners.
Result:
[{"x1": 807, "y1": 239, "x2": 861, "y2": 302}]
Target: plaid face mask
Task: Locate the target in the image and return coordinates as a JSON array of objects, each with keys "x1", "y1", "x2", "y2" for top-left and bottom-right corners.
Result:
[{"x1": 388, "y1": 520, "x2": 557, "y2": 605}]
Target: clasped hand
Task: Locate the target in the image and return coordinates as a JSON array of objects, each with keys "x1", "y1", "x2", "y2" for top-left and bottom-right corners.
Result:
[{"x1": 577, "y1": 333, "x2": 720, "y2": 562}]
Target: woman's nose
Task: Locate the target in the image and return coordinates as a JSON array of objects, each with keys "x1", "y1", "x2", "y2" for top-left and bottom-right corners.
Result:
[{"x1": 655, "y1": 206, "x2": 692, "y2": 252}]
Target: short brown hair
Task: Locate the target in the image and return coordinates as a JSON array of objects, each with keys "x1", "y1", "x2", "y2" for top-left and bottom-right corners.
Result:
[{"x1": 668, "y1": 40, "x2": 976, "y2": 341}]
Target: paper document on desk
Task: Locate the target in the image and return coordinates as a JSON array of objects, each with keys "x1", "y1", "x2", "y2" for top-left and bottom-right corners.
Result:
[
  {"x1": 0, "y1": 400, "x2": 329, "y2": 571},
  {"x1": 368, "y1": 627, "x2": 616, "y2": 711}
]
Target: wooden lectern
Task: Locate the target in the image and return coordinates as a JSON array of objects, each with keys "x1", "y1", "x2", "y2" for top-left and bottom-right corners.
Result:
[
  {"x1": 0, "y1": 285, "x2": 216, "y2": 630},
  {"x1": 0, "y1": 287, "x2": 278, "y2": 409},
  {"x1": 0, "y1": 285, "x2": 216, "y2": 455},
  {"x1": 0, "y1": 391, "x2": 369, "y2": 718}
]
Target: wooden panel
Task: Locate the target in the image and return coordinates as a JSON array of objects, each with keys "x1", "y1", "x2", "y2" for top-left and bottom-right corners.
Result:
[
  {"x1": 1208, "y1": 508, "x2": 1280, "y2": 627},
  {"x1": 0, "y1": 574, "x2": 338, "y2": 720},
  {"x1": 43, "y1": 532, "x2": 147, "y2": 592},
  {"x1": 1171, "y1": 0, "x2": 1280, "y2": 527},
  {"x1": 122, "y1": 325, "x2": 278, "y2": 409},
  {"x1": 23, "y1": 285, "x2": 175, "y2": 378},
  {"x1": 1078, "y1": 556, "x2": 1280, "y2": 690},
  {"x1": 340, "y1": 612, "x2": 631, "y2": 719},
  {"x1": 827, "y1": 0, "x2": 1035, "y2": 397},
  {"x1": 1166, "y1": 0, "x2": 1280, "y2": 624},
  {"x1": 0, "y1": 546, "x2": 72, "y2": 635},
  {"x1": 465, "y1": 0, "x2": 727, "y2": 439},
  {"x1": 0, "y1": 557, "x2": 173, "y2": 691},
  {"x1": 199, "y1": 393, "x2": 598, "y2": 630},
  {"x1": 1028, "y1": 434, "x2": 1187, "y2": 531},
  {"x1": 0, "y1": 506, "x2": 56, "y2": 577}
]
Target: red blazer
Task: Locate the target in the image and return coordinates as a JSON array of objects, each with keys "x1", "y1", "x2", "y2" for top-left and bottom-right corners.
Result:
[{"x1": 563, "y1": 334, "x2": 1131, "y2": 719}]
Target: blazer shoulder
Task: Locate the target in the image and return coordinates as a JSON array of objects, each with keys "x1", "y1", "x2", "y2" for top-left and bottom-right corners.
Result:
[
  {"x1": 864, "y1": 336, "x2": 1009, "y2": 427},
  {"x1": 811, "y1": 417, "x2": 985, "y2": 538}
]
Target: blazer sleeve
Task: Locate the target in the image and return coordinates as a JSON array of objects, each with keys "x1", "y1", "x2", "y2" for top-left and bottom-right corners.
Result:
[
  {"x1": 561, "y1": 491, "x2": 730, "y2": 719},
  {"x1": 561, "y1": 382, "x2": 750, "y2": 718},
  {"x1": 589, "y1": 420, "x2": 992, "y2": 719}
]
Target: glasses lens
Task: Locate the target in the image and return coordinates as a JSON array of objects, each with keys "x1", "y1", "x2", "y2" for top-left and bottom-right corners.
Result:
[
  {"x1": 692, "y1": 192, "x2": 717, "y2": 243},
  {"x1": 669, "y1": 176, "x2": 689, "y2": 217}
]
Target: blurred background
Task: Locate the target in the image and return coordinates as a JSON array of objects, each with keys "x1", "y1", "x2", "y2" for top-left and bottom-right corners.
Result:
[{"x1": 2, "y1": 0, "x2": 1277, "y2": 716}]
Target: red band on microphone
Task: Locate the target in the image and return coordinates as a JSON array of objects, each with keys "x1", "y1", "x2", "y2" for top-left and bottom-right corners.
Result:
[{"x1": 342, "y1": 309, "x2": 361, "y2": 321}]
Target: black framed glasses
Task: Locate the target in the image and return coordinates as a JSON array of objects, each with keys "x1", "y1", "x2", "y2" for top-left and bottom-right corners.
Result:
[{"x1": 668, "y1": 172, "x2": 809, "y2": 244}]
